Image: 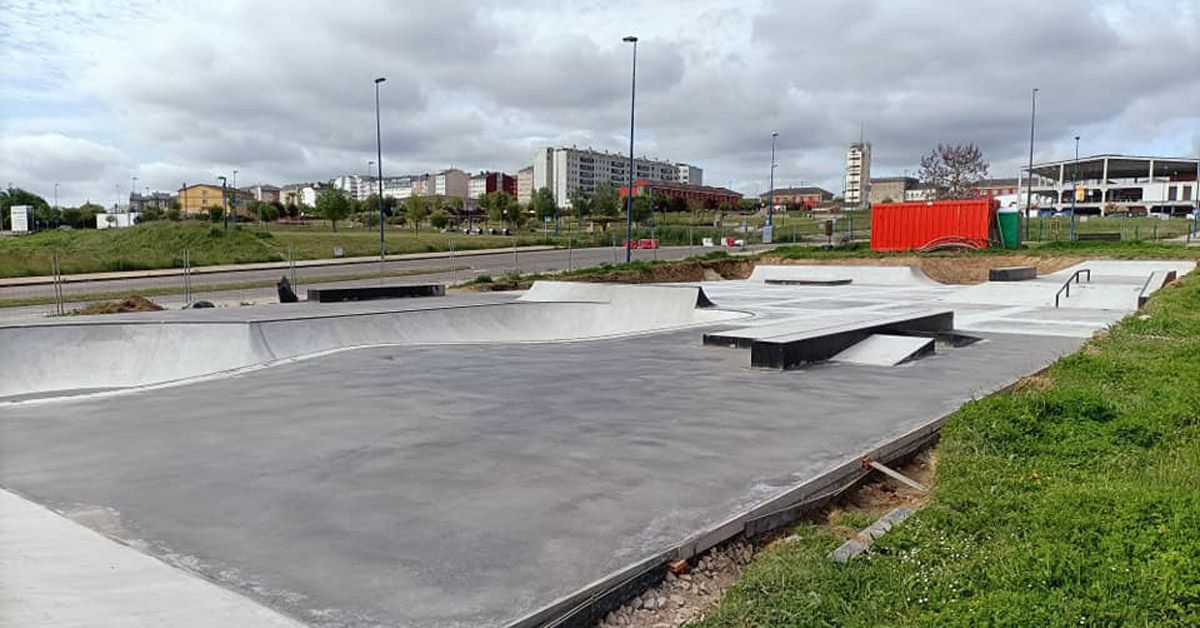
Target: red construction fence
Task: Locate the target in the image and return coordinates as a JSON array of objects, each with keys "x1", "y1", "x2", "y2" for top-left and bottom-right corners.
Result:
[{"x1": 869, "y1": 198, "x2": 998, "y2": 252}]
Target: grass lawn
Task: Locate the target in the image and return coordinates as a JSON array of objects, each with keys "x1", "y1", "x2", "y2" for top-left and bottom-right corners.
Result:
[
  {"x1": 0, "y1": 222, "x2": 561, "y2": 278},
  {"x1": 696, "y1": 270, "x2": 1200, "y2": 626}
]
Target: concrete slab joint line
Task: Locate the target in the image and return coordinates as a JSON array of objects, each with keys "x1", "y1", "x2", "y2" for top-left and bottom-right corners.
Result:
[{"x1": 828, "y1": 506, "x2": 917, "y2": 563}]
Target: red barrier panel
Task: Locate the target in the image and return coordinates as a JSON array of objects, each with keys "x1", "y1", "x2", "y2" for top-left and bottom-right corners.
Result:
[{"x1": 870, "y1": 199, "x2": 997, "y2": 252}]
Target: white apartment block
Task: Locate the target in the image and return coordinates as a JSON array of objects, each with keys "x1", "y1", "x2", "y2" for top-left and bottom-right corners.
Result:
[
  {"x1": 532, "y1": 146, "x2": 701, "y2": 208},
  {"x1": 844, "y1": 142, "x2": 872, "y2": 208},
  {"x1": 332, "y1": 175, "x2": 373, "y2": 201},
  {"x1": 677, "y1": 164, "x2": 703, "y2": 186}
]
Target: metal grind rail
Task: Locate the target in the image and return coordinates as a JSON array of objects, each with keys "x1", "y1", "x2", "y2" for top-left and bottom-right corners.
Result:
[{"x1": 1054, "y1": 268, "x2": 1091, "y2": 308}]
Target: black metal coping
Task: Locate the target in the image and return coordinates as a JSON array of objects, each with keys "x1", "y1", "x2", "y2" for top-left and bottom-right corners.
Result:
[
  {"x1": 988, "y1": 266, "x2": 1037, "y2": 282},
  {"x1": 306, "y1": 284, "x2": 446, "y2": 303},
  {"x1": 763, "y1": 278, "x2": 853, "y2": 286}
]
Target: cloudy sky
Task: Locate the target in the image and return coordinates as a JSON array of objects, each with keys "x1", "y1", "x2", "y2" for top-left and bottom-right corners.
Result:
[{"x1": 2, "y1": 0, "x2": 1197, "y2": 207}]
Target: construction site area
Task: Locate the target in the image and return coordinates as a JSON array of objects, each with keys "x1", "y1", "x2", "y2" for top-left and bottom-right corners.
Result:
[{"x1": 1, "y1": 253, "x2": 1191, "y2": 627}]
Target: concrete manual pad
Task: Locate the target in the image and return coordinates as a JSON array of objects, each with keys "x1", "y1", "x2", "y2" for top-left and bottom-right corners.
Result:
[
  {"x1": 831, "y1": 333, "x2": 935, "y2": 366},
  {"x1": 0, "y1": 259, "x2": 1191, "y2": 627}
]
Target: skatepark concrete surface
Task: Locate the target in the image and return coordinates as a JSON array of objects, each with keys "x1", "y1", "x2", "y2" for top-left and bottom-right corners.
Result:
[{"x1": 0, "y1": 259, "x2": 1190, "y2": 627}]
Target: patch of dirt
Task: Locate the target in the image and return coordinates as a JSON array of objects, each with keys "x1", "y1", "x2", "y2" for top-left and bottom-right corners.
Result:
[
  {"x1": 1012, "y1": 374, "x2": 1055, "y2": 394},
  {"x1": 72, "y1": 295, "x2": 164, "y2": 315},
  {"x1": 596, "y1": 452, "x2": 937, "y2": 628},
  {"x1": 578, "y1": 258, "x2": 756, "y2": 285},
  {"x1": 757, "y1": 254, "x2": 1084, "y2": 284}
]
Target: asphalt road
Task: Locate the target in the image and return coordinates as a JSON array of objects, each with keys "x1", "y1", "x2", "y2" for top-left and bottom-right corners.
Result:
[{"x1": 0, "y1": 245, "x2": 750, "y2": 321}]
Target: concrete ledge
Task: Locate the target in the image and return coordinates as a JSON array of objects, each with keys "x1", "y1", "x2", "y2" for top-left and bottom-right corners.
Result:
[
  {"x1": 306, "y1": 284, "x2": 445, "y2": 302},
  {"x1": 740, "y1": 310, "x2": 955, "y2": 370},
  {"x1": 988, "y1": 266, "x2": 1037, "y2": 282}
]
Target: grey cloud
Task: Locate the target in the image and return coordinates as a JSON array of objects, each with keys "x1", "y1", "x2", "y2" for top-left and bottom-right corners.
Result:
[{"x1": 3, "y1": 0, "x2": 1197, "y2": 205}]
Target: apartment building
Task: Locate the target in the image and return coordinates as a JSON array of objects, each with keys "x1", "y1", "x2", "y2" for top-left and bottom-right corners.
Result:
[
  {"x1": 468, "y1": 172, "x2": 517, "y2": 199},
  {"x1": 844, "y1": 142, "x2": 872, "y2": 208},
  {"x1": 532, "y1": 146, "x2": 701, "y2": 208},
  {"x1": 517, "y1": 166, "x2": 534, "y2": 205},
  {"x1": 677, "y1": 163, "x2": 703, "y2": 186},
  {"x1": 178, "y1": 183, "x2": 253, "y2": 215}
]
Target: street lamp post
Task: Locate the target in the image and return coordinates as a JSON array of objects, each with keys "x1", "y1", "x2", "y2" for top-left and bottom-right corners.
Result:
[
  {"x1": 374, "y1": 77, "x2": 387, "y2": 261},
  {"x1": 1024, "y1": 88, "x2": 1038, "y2": 242},
  {"x1": 218, "y1": 175, "x2": 229, "y2": 231},
  {"x1": 767, "y1": 131, "x2": 779, "y2": 230},
  {"x1": 622, "y1": 35, "x2": 638, "y2": 263},
  {"x1": 1070, "y1": 135, "x2": 1080, "y2": 241}
]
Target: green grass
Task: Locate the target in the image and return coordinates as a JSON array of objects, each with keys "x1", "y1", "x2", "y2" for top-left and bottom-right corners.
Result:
[
  {"x1": 696, "y1": 271, "x2": 1200, "y2": 627},
  {"x1": 0, "y1": 222, "x2": 559, "y2": 278},
  {"x1": 0, "y1": 265, "x2": 466, "y2": 309},
  {"x1": 0, "y1": 222, "x2": 282, "y2": 277}
]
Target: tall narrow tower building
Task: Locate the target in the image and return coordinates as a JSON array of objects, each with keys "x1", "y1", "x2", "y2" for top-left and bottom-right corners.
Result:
[{"x1": 844, "y1": 142, "x2": 872, "y2": 208}]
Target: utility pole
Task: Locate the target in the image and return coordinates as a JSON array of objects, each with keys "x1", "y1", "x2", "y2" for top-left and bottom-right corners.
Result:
[
  {"x1": 219, "y1": 175, "x2": 229, "y2": 231},
  {"x1": 1024, "y1": 88, "x2": 1038, "y2": 242},
  {"x1": 374, "y1": 77, "x2": 387, "y2": 261},
  {"x1": 622, "y1": 35, "x2": 638, "y2": 263}
]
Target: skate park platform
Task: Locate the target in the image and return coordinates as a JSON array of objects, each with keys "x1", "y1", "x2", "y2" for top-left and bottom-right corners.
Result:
[{"x1": 0, "y1": 259, "x2": 1192, "y2": 627}]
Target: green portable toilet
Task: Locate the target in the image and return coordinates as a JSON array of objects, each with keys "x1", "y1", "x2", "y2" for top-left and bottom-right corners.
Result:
[{"x1": 998, "y1": 208, "x2": 1020, "y2": 248}]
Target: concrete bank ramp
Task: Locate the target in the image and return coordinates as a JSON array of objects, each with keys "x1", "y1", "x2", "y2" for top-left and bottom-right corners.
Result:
[
  {"x1": 944, "y1": 261, "x2": 1195, "y2": 310},
  {"x1": 750, "y1": 264, "x2": 937, "y2": 286},
  {"x1": 0, "y1": 282, "x2": 739, "y2": 400}
]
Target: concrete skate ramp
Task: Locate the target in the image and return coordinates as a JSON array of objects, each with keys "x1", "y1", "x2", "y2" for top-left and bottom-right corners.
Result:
[
  {"x1": 750, "y1": 264, "x2": 937, "y2": 286},
  {"x1": 831, "y1": 334, "x2": 935, "y2": 366},
  {"x1": 945, "y1": 261, "x2": 1195, "y2": 310},
  {"x1": 0, "y1": 283, "x2": 738, "y2": 400}
]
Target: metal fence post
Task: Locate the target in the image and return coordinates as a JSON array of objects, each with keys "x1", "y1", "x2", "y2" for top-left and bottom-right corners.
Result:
[
  {"x1": 52, "y1": 251, "x2": 64, "y2": 315},
  {"x1": 568, "y1": 237, "x2": 573, "y2": 271}
]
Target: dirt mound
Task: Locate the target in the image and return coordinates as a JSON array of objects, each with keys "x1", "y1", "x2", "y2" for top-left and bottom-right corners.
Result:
[
  {"x1": 73, "y1": 295, "x2": 164, "y2": 316},
  {"x1": 757, "y1": 254, "x2": 1084, "y2": 284}
]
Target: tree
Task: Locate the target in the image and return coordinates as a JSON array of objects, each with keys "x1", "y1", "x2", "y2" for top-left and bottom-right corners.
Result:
[
  {"x1": 430, "y1": 209, "x2": 449, "y2": 230},
  {"x1": 665, "y1": 195, "x2": 689, "y2": 214},
  {"x1": 404, "y1": 195, "x2": 429, "y2": 233},
  {"x1": 630, "y1": 195, "x2": 653, "y2": 225},
  {"x1": 315, "y1": 187, "x2": 352, "y2": 231},
  {"x1": 919, "y1": 143, "x2": 989, "y2": 199},
  {"x1": 79, "y1": 202, "x2": 103, "y2": 228},
  {"x1": 531, "y1": 187, "x2": 557, "y2": 224},
  {"x1": 592, "y1": 183, "x2": 620, "y2": 218},
  {"x1": 59, "y1": 206, "x2": 82, "y2": 228},
  {"x1": 569, "y1": 188, "x2": 592, "y2": 224},
  {"x1": 1, "y1": 187, "x2": 50, "y2": 230},
  {"x1": 481, "y1": 191, "x2": 515, "y2": 228},
  {"x1": 207, "y1": 205, "x2": 224, "y2": 223}
]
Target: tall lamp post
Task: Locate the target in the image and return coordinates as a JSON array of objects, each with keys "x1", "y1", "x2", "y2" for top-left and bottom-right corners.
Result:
[
  {"x1": 1070, "y1": 135, "x2": 1080, "y2": 241},
  {"x1": 767, "y1": 131, "x2": 779, "y2": 229},
  {"x1": 1024, "y1": 88, "x2": 1038, "y2": 242},
  {"x1": 218, "y1": 175, "x2": 229, "y2": 231},
  {"x1": 374, "y1": 77, "x2": 387, "y2": 261},
  {"x1": 622, "y1": 35, "x2": 638, "y2": 263}
]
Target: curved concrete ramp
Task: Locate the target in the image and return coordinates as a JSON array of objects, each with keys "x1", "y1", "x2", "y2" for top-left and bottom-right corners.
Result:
[
  {"x1": 749, "y1": 264, "x2": 937, "y2": 286},
  {"x1": 0, "y1": 282, "x2": 739, "y2": 400},
  {"x1": 519, "y1": 280, "x2": 717, "y2": 308}
]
